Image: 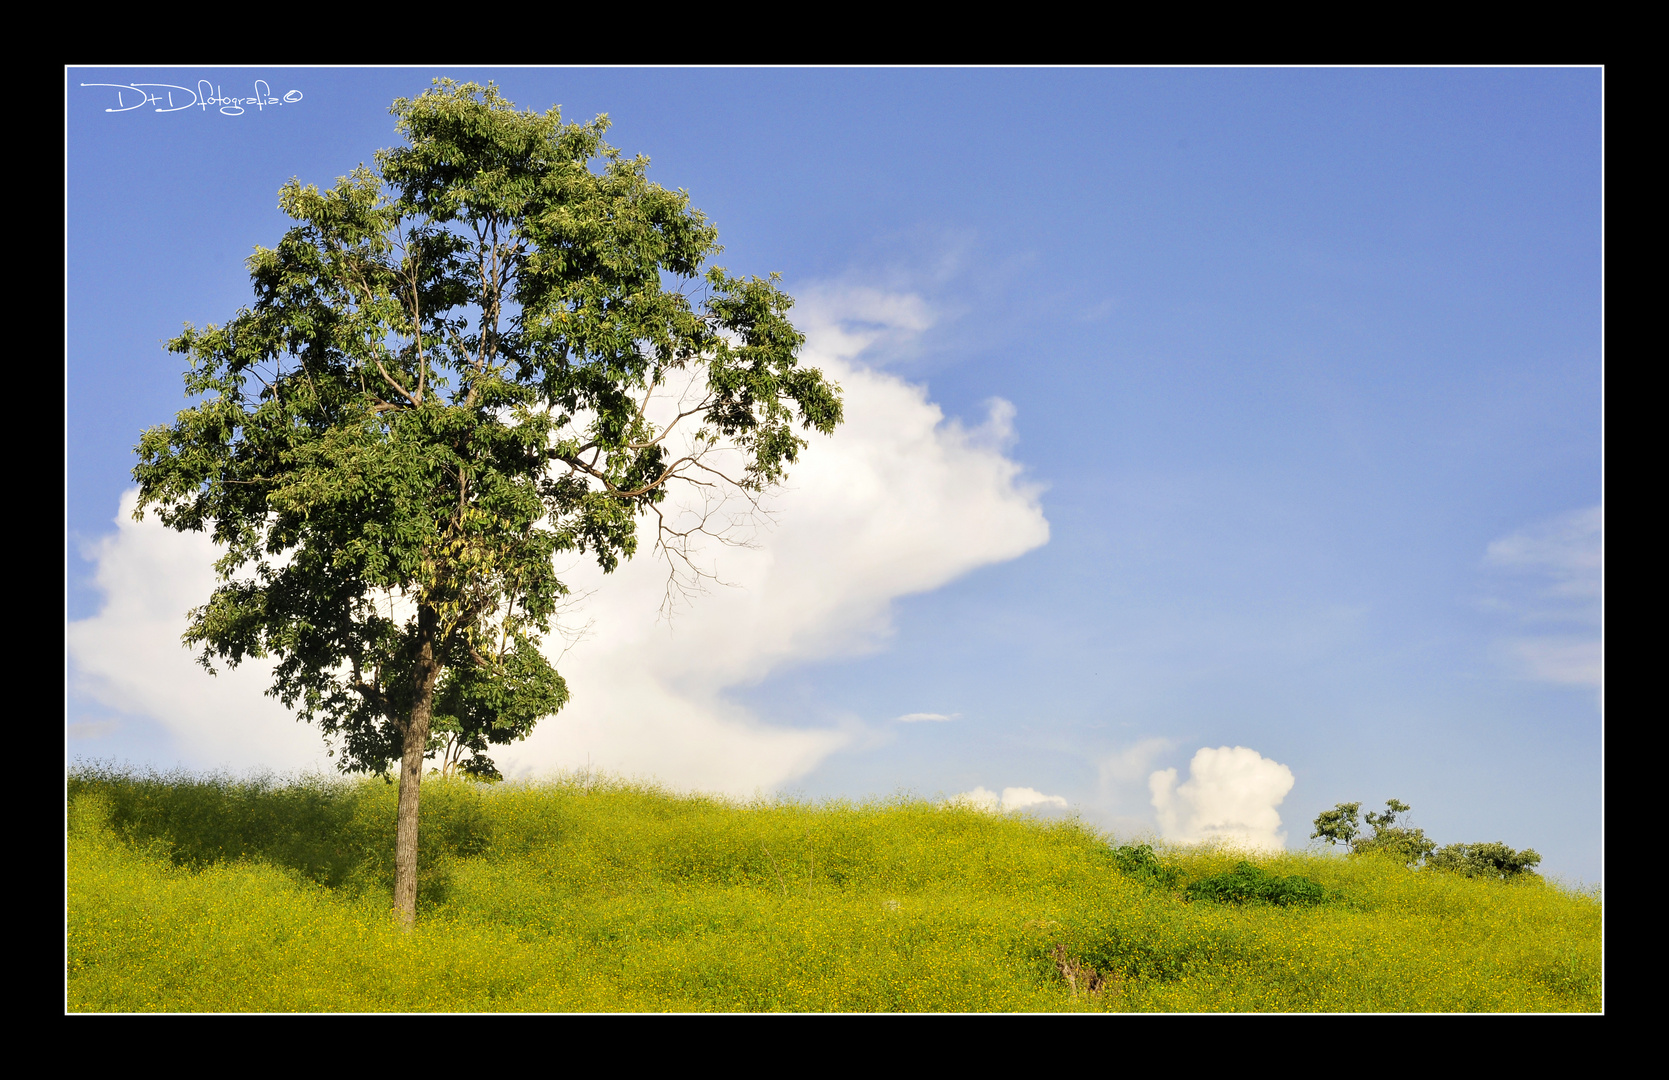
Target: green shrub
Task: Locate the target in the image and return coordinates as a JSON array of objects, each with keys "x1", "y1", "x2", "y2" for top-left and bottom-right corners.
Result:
[
  {"x1": 1186, "y1": 862, "x2": 1326, "y2": 907},
  {"x1": 1353, "y1": 827, "x2": 1438, "y2": 868},
  {"x1": 1109, "y1": 843, "x2": 1180, "y2": 889},
  {"x1": 1427, "y1": 842, "x2": 1542, "y2": 881}
]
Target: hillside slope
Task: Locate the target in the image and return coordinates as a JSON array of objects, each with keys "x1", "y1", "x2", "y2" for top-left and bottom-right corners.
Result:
[{"x1": 66, "y1": 769, "x2": 1602, "y2": 1012}]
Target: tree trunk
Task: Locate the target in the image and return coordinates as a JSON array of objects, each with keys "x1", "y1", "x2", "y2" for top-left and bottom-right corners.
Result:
[{"x1": 393, "y1": 606, "x2": 443, "y2": 928}]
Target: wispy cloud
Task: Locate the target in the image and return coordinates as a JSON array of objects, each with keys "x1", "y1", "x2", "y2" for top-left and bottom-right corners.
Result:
[
  {"x1": 1486, "y1": 505, "x2": 1602, "y2": 605},
  {"x1": 1483, "y1": 505, "x2": 1602, "y2": 690},
  {"x1": 66, "y1": 720, "x2": 121, "y2": 741},
  {"x1": 1090, "y1": 737, "x2": 1179, "y2": 836},
  {"x1": 1098, "y1": 737, "x2": 1176, "y2": 794},
  {"x1": 896, "y1": 712, "x2": 959, "y2": 723},
  {"x1": 1506, "y1": 638, "x2": 1603, "y2": 688},
  {"x1": 791, "y1": 284, "x2": 935, "y2": 367}
]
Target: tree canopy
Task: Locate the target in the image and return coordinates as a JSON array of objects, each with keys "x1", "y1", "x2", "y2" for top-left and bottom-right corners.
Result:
[
  {"x1": 1310, "y1": 801, "x2": 1362, "y2": 849},
  {"x1": 133, "y1": 79, "x2": 843, "y2": 923}
]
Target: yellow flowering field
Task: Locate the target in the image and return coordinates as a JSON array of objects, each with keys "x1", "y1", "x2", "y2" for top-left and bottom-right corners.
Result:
[{"x1": 66, "y1": 770, "x2": 1601, "y2": 1012}]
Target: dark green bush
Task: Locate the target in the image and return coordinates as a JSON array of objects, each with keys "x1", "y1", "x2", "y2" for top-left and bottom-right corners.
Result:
[
  {"x1": 1426, "y1": 842, "x2": 1541, "y2": 881},
  {"x1": 1352, "y1": 827, "x2": 1438, "y2": 867},
  {"x1": 1109, "y1": 843, "x2": 1180, "y2": 889},
  {"x1": 1186, "y1": 862, "x2": 1325, "y2": 907}
]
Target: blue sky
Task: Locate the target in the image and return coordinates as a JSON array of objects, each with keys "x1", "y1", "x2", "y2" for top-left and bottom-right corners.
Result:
[{"x1": 66, "y1": 68, "x2": 1602, "y2": 881}]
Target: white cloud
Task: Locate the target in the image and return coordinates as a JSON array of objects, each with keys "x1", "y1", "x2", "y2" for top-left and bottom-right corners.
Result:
[
  {"x1": 501, "y1": 299, "x2": 1048, "y2": 794},
  {"x1": 1148, "y1": 746, "x2": 1295, "y2": 852},
  {"x1": 792, "y1": 284, "x2": 935, "y2": 365},
  {"x1": 896, "y1": 712, "x2": 958, "y2": 723},
  {"x1": 1483, "y1": 505, "x2": 1602, "y2": 690},
  {"x1": 952, "y1": 786, "x2": 1002, "y2": 811},
  {"x1": 65, "y1": 285, "x2": 1051, "y2": 796},
  {"x1": 65, "y1": 496, "x2": 334, "y2": 772},
  {"x1": 951, "y1": 786, "x2": 1069, "y2": 813},
  {"x1": 998, "y1": 786, "x2": 1069, "y2": 812}
]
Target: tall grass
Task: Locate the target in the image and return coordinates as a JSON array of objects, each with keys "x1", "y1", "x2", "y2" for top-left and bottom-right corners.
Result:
[{"x1": 66, "y1": 766, "x2": 1601, "y2": 1012}]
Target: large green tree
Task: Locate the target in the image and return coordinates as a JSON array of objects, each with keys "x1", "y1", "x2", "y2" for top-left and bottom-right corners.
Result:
[{"x1": 133, "y1": 80, "x2": 843, "y2": 925}]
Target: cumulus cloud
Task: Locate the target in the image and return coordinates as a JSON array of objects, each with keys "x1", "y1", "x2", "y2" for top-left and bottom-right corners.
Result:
[
  {"x1": 952, "y1": 786, "x2": 1069, "y2": 813},
  {"x1": 65, "y1": 284, "x2": 1051, "y2": 795},
  {"x1": 65, "y1": 496, "x2": 334, "y2": 772},
  {"x1": 1483, "y1": 505, "x2": 1602, "y2": 690},
  {"x1": 1148, "y1": 746, "x2": 1295, "y2": 852}
]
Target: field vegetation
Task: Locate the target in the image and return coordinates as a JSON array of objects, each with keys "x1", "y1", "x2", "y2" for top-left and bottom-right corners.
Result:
[{"x1": 66, "y1": 766, "x2": 1601, "y2": 1012}]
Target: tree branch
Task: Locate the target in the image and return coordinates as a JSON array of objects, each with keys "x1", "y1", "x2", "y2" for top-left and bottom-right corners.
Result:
[{"x1": 375, "y1": 356, "x2": 422, "y2": 407}]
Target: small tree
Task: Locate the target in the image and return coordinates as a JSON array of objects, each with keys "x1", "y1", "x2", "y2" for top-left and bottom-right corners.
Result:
[
  {"x1": 1352, "y1": 799, "x2": 1438, "y2": 867},
  {"x1": 1310, "y1": 802, "x2": 1361, "y2": 849},
  {"x1": 1313, "y1": 798, "x2": 1438, "y2": 867},
  {"x1": 133, "y1": 80, "x2": 843, "y2": 925}
]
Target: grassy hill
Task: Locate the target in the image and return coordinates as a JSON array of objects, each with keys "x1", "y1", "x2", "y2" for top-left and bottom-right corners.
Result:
[{"x1": 65, "y1": 766, "x2": 1602, "y2": 1012}]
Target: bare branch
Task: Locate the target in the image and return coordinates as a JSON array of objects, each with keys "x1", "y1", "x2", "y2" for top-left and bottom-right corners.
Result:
[
  {"x1": 626, "y1": 398, "x2": 717, "y2": 450},
  {"x1": 375, "y1": 356, "x2": 422, "y2": 407},
  {"x1": 644, "y1": 472, "x2": 779, "y2": 622}
]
